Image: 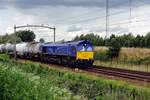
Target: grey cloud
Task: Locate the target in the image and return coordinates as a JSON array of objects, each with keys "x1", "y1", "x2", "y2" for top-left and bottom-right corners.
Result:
[
  {"x1": 0, "y1": 0, "x2": 15, "y2": 9},
  {"x1": 67, "y1": 25, "x2": 82, "y2": 32},
  {"x1": 110, "y1": 27, "x2": 129, "y2": 33},
  {"x1": 1, "y1": 0, "x2": 149, "y2": 9},
  {"x1": 12, "y1": 0, "x2": 106, "y2": 8},
  {"x1": 89, "y1": 26, "x2": 129, "y2": 33},
  {"x1": 90, "y1": 28, "x2": 105, "y2": 33}
]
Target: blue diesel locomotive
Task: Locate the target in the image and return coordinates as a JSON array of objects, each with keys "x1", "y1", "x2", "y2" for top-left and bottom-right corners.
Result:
[{"x1": 41, "y1": 40, "x2": 94, "y2": 66}]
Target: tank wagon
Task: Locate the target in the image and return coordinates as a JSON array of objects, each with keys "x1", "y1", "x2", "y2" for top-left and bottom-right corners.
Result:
[
  {"x1": 0, "y1": 40, "x2": 94, "y2": 67},
  {"x1": 0, "y1": 43, "x2": 14, "y2": 53}
]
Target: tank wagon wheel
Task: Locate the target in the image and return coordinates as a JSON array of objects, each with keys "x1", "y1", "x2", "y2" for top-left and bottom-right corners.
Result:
[{"x1": 58, "y1": 57, "x2": 62, "y2": 64}]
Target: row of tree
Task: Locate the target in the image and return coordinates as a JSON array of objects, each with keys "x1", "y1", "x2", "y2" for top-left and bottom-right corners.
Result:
[
  {"x1": 0, "y1": 30, "x2": 45, "y2": 43},
  {"x1": 1, "y1": 30, "x2": 150, "y2": 48},
  {"x1": 73, "y1": 32, "x2": 150, "y2": 48}
]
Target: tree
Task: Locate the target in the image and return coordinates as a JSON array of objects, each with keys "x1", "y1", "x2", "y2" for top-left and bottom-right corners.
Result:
[
  {"x1": 145, "y1": 32, "x2": 150, "y2": 48},
  {"x1": 73, "y1": 32, "x2": 150, "y2": 48},
  {"x1": 73, "y1": 36, "x2": 79, "y2": 41},
  {"x1": 107, "y1": 37, "x2": 121, "y2": 59},
  {"x1": 39, "y1": 38, "x2": 45, "y2": 43},
  {"x1": 16, "y1": 30, "x2": 35, "y2": 42}
]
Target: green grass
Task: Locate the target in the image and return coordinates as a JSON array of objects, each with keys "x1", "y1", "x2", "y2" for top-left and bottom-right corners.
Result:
[
  {"x1": 94, "y1": 48, "x2": 150, "y2": 72},
  {"x1": 94, "y1": 60, "x2": 150, "y2": 72},
  {"x1": 0, "y1": 63, "x2": 83, "y2": 100},
  {"x1": 0, "y1": 54, "x2": 150, "y2": 100},
  {"x1": 1, "y1": 60, "x2": 149, "y2": 100},
  {"x1": 0, "y1": 53, "x2": 11, "y2": 62},
  {"x1": 94, "y1": 50, "x2": 108, "y2": 61}
]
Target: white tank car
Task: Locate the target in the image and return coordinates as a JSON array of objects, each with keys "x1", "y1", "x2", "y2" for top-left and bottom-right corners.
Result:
[
  {"x1": 0, "y1": 44, "x2": 3, "y2": 52},
  {"x1": 16, "y1": 42, "x2": 28, "y2": 55},
  {"x1": 0, "y1": 44, "x2": 6, "y2": 52},
  {"x1": 5, "y1": 43, "x2": 15, "y2": 52},
  {"x1": 26, "y1": 42, "x2": 42, "y2": 54}
]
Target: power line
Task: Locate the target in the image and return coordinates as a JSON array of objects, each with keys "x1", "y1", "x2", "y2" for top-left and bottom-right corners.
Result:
[
  {"x1": 52, "y1": 0, "x2": 150, "y2": 36},
  {"x1": 54, "y1": 1, "x2": 134, "y2": 24},
  {"x1": 52, "y1": 9, "x2": 104, "y2": 23},
  {"x1": 56, "y1": 0, "x2": 150, "y2": 25},
  {"x1": 53, "y1": 0, "x2": 129, "y2": 24},
  {"x1": 110, "y1": 16, "x2": 150, "y2": 27},
  {"x1": 81, "y1": 14, "x2": 150, "y2": 34}
]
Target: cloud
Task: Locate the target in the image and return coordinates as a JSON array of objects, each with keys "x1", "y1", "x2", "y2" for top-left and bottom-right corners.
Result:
[
  {"x1": 1, "y1": 0, "x2": 149, "y2": 10},
  {"x1": 0, "y1": 0, "x2": 14, "y2": 9},
  {"x1": 67, "y1": 25, "x2": 82, "y2": 32},
  {"x1": 109, "y1": 26, "x2": 129, "y2": 33},
  {"x1": 11, "y1": 0, "x2": 106, "y2": 9},
  {"x1": 89, "y1": 27, "x2": 105, "y2": 33},
  {"x1": 1, "y1": 0, "x2": 150, "y2": 41}
]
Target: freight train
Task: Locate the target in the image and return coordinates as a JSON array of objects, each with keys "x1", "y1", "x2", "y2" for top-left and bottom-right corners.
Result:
[{"x1": 0, "y1": 40, "x2": 94, "y2": 67}]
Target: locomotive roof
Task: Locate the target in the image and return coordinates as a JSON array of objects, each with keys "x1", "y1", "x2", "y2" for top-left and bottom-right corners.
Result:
[{"x1": 42, "y1": 40, "x2": 92, "y2": 46}]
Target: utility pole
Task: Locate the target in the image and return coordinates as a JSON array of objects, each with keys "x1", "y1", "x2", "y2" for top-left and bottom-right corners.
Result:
[
  {"x1": 54, "y1": 26, "x2": 56, "y2": 43},
  {"x1": 105, "y1": 0, "x2": 109, "y2": 39},
  {"x1": 14, "y1": 25, "x2": 17, "y2": 60},
  {"x1": 129, "y1": 0, "x2": 132, "y2": 34},
  {"x1": 129, "y1": 0, "x2": 132, "y2": 24}
]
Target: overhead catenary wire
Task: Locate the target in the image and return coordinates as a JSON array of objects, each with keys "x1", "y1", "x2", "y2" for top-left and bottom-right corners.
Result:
[
  {"x1": 54, "y1": 0, "x2": 150, "y2": 25},
  {"x1": 53, "y1": 0, "x2": 129, "y2": 24}
]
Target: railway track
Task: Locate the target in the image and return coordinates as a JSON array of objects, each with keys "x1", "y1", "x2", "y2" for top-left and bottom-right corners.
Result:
[
  {"x1": 18, "y1": 59, "x2": 150, "y2": 83},
  {"x1": 85, "y1": 66, "x2": 150, "y2": 82}
]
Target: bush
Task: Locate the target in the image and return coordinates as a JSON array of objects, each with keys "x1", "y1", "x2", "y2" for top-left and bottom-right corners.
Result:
[
  {"x1": 94, "y1": 51, "x2": 108, "y2": 61},
  {"x1": 107, "y1": 38, "x2": 121, "y2": 59},
  {"x1": 0, "y1": 66, "x2": 81, "y2": 100},
  {"x1": 0, "y1": 54, "x2": 10, "y2": 62},
  {"x1": 125, "y1": 57, "x2": 150, "y2": 65},
  {"x1": 5, "y1": 61, "x2": 150, "y2": 100}
]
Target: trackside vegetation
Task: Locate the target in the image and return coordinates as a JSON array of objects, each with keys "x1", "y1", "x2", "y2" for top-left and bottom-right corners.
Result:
[
  {"x1": 0, "y1": 55, "x2": 82, "y2": 100},
  {"x1": 0, "y1": 67, "x2": 82, "y2": 100},
  {"x1": 0, "y1": 53, "x2": 11, "y2": 62},
  {"x1": 0, "y1": 54, "x2": 149, "y2": 100},
  {"x1": 94, "y1": 47, "x2": 150, "y2": 72}
]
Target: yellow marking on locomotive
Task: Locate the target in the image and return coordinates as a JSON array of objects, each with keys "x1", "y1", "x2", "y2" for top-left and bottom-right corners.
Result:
[{"x1": 77, "y1": 52, "x2": 94, "y2": 60}]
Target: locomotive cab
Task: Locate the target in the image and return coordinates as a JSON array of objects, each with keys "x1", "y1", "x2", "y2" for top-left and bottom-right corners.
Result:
[{"x1": 76, "y1": 40, "x2": 94, "y2": 66}]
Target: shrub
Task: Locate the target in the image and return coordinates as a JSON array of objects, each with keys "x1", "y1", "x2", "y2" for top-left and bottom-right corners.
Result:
[
  {"x1": 7, "y1": 61, "x2": 150, "y2": 100},
  {"x1": 107, "y1": 38, "x2": 121, "y2": 59},
  {"x1": 0, "y1": 54, "x2": 10, "y2": 62},
  {"x1": 0, "y1": 66, "x2": 81, "y2": 100},
  {"x1": 125, "y1": 57, "x2": 150, "y2": 65},
  {"x1": 94, "y1": 51, "x2": 108, "y2": 61}
]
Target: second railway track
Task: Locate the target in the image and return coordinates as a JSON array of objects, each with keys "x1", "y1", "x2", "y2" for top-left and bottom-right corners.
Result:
[{"x1": 85, "y1": 66, "x2": 150, "y2": 82}]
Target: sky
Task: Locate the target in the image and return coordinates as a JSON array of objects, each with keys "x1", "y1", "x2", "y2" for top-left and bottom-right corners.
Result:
[{"x1": 0, "y1": 0, "x2": 150, "y2": 42}]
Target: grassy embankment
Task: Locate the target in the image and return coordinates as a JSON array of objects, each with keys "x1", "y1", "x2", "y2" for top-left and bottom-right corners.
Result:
[
  {"x1": 94, "y1": 47, "x2": 150, "y2": 72},
  {"x1": 0, "y1": 54, "x2": 82, "y2": 100},
  {"x1": 0, "y1": 54, "x2": 150, "y2": 100}
]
